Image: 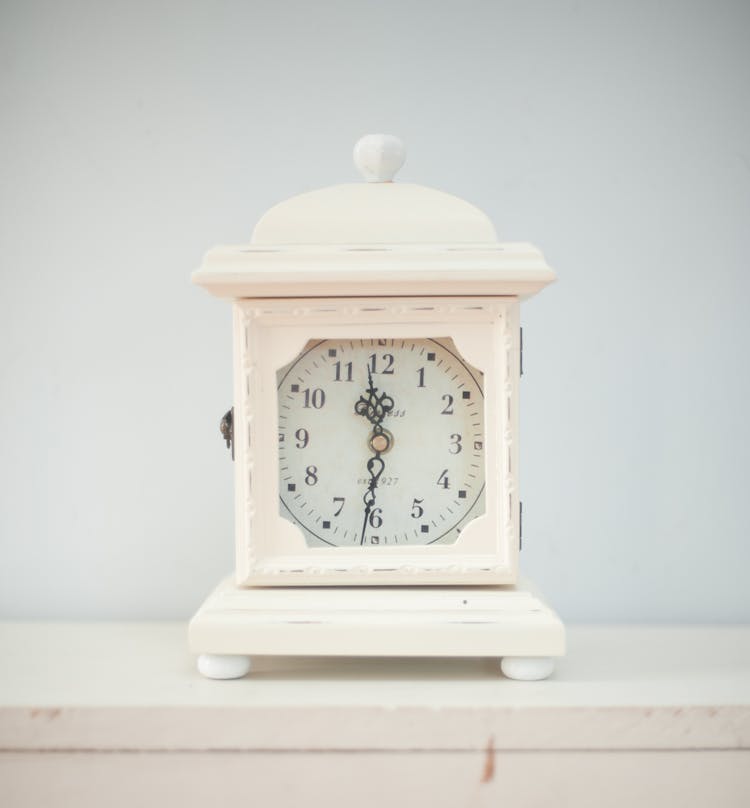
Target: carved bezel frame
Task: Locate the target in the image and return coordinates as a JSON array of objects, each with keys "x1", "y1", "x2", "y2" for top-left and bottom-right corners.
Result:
[{"x1": 233, "y1": 296, "x2": 520, "y2": 586}]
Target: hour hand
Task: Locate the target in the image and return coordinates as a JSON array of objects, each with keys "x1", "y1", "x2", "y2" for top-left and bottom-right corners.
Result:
[{"x1": 354, "y1": 368, "x2": 394, "y2": 426}]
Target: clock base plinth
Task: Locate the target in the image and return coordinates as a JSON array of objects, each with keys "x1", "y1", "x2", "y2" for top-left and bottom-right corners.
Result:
[{"x1": 189, "y1": 576, "x2": 565, "y2": 679}]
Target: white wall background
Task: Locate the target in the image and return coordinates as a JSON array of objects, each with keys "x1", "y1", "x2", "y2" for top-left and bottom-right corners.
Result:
[{"x1": 1, "y1": 0, "x2": 748, "y2": 621}]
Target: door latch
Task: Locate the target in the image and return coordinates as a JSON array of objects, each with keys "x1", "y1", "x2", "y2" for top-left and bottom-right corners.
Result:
[{"x1": 220, "y1": 408, "x2": 234, "y2": 460}]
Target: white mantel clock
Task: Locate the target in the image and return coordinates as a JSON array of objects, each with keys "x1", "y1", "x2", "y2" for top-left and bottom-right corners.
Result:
[{"x1": 189, "y1": 135, "x2": 565, "y2": 681}]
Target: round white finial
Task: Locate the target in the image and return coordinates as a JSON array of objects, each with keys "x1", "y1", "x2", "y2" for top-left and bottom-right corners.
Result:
[{"x1": 353, "y1": 134, "x2": 406, "y2": 182}]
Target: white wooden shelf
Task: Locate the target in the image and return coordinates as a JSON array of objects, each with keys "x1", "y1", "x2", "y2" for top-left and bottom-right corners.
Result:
[{"x1": 1, "y1": 623, "x2": 749, "y2": 807}]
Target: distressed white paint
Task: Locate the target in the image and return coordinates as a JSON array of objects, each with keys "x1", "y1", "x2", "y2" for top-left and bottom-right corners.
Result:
[
  {"x1": 231, "y1": 297, "x2": 519, "y2": 586},
  {"x1": 191, "y1": 140, "x2": 554, "y2": 298},
  {"x1": 192, "y1": 241, "x2": 555, "y2": 300},
  {"x1": 188, "y1": 576, "x2": 565, "y2": 662},
  {"x1": 2, "y1": 624, "x2": 749, "y2": 751},
  {"x1": 4, "y1": 751, "x2": 750, "y2": 808}
]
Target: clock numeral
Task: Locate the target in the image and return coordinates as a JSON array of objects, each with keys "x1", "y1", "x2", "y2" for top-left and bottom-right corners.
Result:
[
  {"x1": 332, "y1": 496, "x2": 345, "y2": 516},
  {"x1": 416, "y1": 367, "x2": 426, "y2": 388},
  {"x1": 440, "y1": 394, "x2": 454, "y2": 415},
  {"x1": 294, "y1": 428, "x2": 309, "y2": 449},
  {"x1": 368, "y1": 507, "x2": 383, "y2": 529},
  {"x1": 437, "y1": 469, "x2": 450, "y2": 489},
  {"x1": 302, "y1": 388, "x2": 326, "y2": 409},
  {"x1": 305, "y1": 465, "x2": 318, "y2": 486},
  {"x1": 449, "y1": 433, "x2": 462, "y2": 454},
  {"x1": 410, "y1": 498, "x2": 424, "y2": 518},
  {"x1": 333, "y1": 361, "x2": 353, "y2": 382},
  {"x1": 368, "y1": 353, "x2": 394, "y2": 375}
]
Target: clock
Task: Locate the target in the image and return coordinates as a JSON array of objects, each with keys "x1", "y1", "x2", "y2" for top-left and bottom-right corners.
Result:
[{"x1": 189, "y1": 135, "x2": 565, "y2": 681}]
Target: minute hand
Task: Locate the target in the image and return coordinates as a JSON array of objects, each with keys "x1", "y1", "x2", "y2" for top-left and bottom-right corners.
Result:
[
  {"x1": 360, "y1": 454, "x2": 385, "y2": 546},
  {"x1": 354, "y1": 369, "x2": 394, "y2": 545}
]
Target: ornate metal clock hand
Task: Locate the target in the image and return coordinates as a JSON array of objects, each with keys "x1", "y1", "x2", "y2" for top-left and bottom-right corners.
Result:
[
  {"x1": 355, "y1": 368, "x2": 394, "y2": 545},
  {"x1": 355, "y1": 367, "x2": 394, "y2": 427}
]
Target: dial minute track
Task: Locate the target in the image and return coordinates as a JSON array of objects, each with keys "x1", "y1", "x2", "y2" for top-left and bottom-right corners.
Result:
[{"x1": 277, "y1": 337, "x2": 484, "y2": 548}]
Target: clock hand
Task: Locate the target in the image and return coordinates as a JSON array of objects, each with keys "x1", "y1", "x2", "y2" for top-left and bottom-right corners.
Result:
[
  {"x1": 360, "y1": 454, "x2": 385, "y2": 546},
  {"x1": 354, "y1": 367, "x2": 394, "y2": 545},
  {"x1": 354, "y1": 367, "x2": 394, "y2": 427}
]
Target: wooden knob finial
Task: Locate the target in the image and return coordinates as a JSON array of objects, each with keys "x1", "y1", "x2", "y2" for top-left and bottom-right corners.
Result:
[{"x1": 353, "y1": 134, "x2": 406, "y2": 182}]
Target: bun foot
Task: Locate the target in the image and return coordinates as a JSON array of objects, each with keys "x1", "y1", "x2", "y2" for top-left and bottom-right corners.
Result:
[
  {"x1": 500, "y1": 656, "x2": 555, "y2": 681},
  {"x1": 197, "y1": 654, "x2": 252, "y2": 680}
]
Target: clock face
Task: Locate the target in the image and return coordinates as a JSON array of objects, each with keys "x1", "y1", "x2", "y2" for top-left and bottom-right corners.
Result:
[{"x1": 277, "y1": 337, "x2": 485, "y2": 547}]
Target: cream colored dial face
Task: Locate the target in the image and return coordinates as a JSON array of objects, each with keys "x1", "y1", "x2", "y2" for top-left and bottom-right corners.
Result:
[{"x1": 277, "y1": 338, "x2": 485, "y2": 548}]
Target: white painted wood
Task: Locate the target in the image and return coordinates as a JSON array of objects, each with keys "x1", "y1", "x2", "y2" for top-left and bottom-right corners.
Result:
[
  {"x1": 188, "y1": 577, "x2": 564, "y2": 661},
  {"x1": 232, "y1": 297, "x2": 519, "y2": 586},
  {"x1": 192, "y1": 241, "x2": 555, "y2": 299},
  {"x1": 249, "y1": 184, "x2": 496, "y2": 246},
  {"x1": 3, "y1": 751, "x2": 749, "y2": 808},
  {"x1": 212, "y1": 133, "x2": 549, "y2": 309},
  {"x1": 197, "y1": 653, "x2": 251, "y2": 680},
  {"x1": 2, "y1": 624, "x2": 749, "y2": 753},
  {"x1": 353, "y1": 133, "x2": 406, "y2": 182},
  {"x1": 501, "y1": 655, "x2": 556, "y2": 680},
  {"x1": 192, "y1": 137, "x2": 554, "y2": 300}
]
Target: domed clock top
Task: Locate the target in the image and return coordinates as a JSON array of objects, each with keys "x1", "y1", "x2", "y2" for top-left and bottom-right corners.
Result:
[
  {"x1": 250, "y1": 134, "x2": 496, "y2": 246},
  {"x1": 192, "y1": 135, "x2": 555, "y2": 299}
]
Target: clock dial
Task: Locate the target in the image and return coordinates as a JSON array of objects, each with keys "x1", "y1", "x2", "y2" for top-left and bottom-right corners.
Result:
[{"x1": 277, "y1": 338, "x2": 485, "y2": 547}]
